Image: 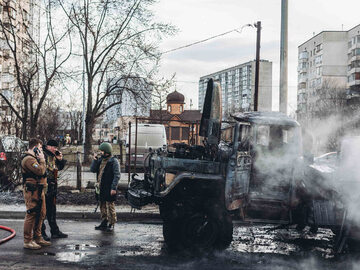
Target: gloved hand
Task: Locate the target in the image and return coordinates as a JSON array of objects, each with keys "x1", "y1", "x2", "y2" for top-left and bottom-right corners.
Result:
[{"x1": 95, "y1": 182, "x2": 100, "y2": 201}]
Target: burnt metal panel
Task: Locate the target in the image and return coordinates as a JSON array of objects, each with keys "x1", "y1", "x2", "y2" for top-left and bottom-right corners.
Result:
[
  {"x1": 199, "y1": 78, "x2": 222, "y2": 144},
  {"x1": 233, "y1": 111, "x2": 299, "y2": 127},
  {"x1": 312, "y1": 200, "x2": 337, "y2": 226},
  {"x1": 159, "y1": 156, "x2": 221, "y2": 174}
]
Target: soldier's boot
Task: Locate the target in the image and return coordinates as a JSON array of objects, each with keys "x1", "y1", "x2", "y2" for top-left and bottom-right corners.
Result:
[
  {"x1": 23, "y1": 240, "x2": 42, "y2": 250},
  {"x1": 51, "y1": 231, "x2": 68, "y2": 239},
  {"x1": 95, "y1": 219, "x2": 108, "y2": 230},
  {"x1": 42, "y1": 231, "x2": 50, "y2": 242},
  {"x1": 106, "y1": 224, "x2": 114, "y2": 232},
  {"x1": 34, "y1": 237, "x2": 51, "y2": 246}
]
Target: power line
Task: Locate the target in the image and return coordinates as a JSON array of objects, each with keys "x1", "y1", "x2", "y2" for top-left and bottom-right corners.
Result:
[{"x1": 161, "y1": 24, "x2": 254, "y2": 55}]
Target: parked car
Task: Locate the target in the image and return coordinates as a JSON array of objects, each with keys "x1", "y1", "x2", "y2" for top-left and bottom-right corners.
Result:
[
  {"x1": 0, "y1": 136, "x2": 27, "y2": 191},
  {"x1": 125, "y1": 124, "x2": 167, "y2": 172}
]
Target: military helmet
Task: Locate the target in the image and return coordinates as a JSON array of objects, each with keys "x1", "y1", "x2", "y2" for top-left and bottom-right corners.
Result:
[{"x1": 99, "y1": 142, "x2": 112, "y2": 154}]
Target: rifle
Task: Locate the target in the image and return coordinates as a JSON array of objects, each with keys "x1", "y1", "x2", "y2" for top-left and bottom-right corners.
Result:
[{"x1": 94, "y1": 201, "x2": 99, "y2": 213}]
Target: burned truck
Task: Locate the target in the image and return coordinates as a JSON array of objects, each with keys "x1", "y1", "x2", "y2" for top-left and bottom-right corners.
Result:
[{"x1": 127, "y1": 78, "x2": 357, "y2": 251}]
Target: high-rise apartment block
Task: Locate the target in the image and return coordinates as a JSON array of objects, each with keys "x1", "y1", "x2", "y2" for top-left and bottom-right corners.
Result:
[
  {"x1": 0, "y1": 0, "x2": 39, "y2": 134},
  {"x1": 297, "y1": 24, "x2": 360, "y2": 123},
  {"x1": 198, "y1": 60, "x2": 272, "y2": 117}
]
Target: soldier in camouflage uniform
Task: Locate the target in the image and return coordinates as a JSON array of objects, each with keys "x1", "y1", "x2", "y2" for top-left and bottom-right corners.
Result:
[
  {"x1": 90, "y1": 142, "x2": 120, "y2": 232},
  {"x1": 22, "y1": 138, "x2": 51, "y2": 249}
]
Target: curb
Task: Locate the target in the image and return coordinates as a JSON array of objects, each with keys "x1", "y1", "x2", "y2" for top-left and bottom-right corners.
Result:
[{"x1": 0, "y1": 211, "x2": 161, "y2": 221}]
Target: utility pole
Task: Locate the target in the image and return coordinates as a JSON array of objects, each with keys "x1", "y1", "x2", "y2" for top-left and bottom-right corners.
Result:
[
  {"x1": 279, "y1": 0, "x2": 288, "y2": 114},
  {"x1": 82, "y1": 58, "x2": 86, "y2": 159},
  {"x1": 254, "y1": 21, "x2": 261, "y2": 112}
]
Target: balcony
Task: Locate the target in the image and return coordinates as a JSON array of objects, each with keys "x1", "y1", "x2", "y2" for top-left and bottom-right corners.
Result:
[
  {"x1": 348, "y1": 80, "x2": 360, "y2": 87},
  {"x1": 297, "y1": 63, "x2": 307, "y2": 73},
  {"x1": 298, "y1": 75, "x2": 307, "y2": 84},
  {"x1": 348, "y1": 67, "x2": 360, "y2": 75},
  {"x1": 299, "y1": 51, "x2": 308, "y2": 60},
  {"x1": 298, "y1": 88, "x2": 306, "y2": 95}
]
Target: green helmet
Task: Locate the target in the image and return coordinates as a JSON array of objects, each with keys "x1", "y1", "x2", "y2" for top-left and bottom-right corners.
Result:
[{"x1": 99, "y1": 142, "x2": 112, "y2": 154}]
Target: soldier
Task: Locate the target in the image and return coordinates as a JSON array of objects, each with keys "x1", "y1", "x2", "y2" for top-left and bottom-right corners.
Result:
[
  {"x1": 41, "y1": 139, "x2": 68, "y2": 240},
  {"x1": 22, "y1": 138, "x2": 51, "y2": 249},
  {"x1": 90, "y1": 142, "x2": 120, "y2": 232}
]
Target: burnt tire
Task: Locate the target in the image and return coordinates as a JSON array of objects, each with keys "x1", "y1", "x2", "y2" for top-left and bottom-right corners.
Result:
[
  {"x1": 179, "y1": 200, "x2": 233, "y2": 250},
  {"x1": 208, "y1": 201, "x2": 233, "y2": 249},
  {"x1": 163, "y1": 220, "x2": 183, "y2": 251},
  {"x1": 180, "y1": 213, "x2": 219, "y2": 249}
]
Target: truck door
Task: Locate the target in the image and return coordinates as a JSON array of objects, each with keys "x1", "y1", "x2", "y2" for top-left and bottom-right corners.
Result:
[{"x1": 225, "y1": 123, "x2": 252, "y2": 210}]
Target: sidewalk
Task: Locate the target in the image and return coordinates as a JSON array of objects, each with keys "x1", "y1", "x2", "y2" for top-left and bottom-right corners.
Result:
[{"x1": 0, "y1": 203, "x2": 161, "y2": 221}]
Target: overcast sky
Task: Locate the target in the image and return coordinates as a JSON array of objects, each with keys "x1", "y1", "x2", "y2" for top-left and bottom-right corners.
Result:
[{"x1": 151, "y1": 0, "x2": 360, "y2": 113}]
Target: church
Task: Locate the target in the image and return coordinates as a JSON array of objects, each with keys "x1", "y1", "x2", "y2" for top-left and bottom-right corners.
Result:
[{"x1": 150, "y1": 90, "x2": 202, "y2": 145}]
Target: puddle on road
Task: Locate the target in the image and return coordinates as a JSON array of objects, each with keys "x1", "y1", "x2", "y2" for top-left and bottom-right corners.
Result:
[
  {"x1": 56, "y1": 251, "x2": 97, "y2": 263},
  {"x1": 36, "y1": 252, "x2": 56, "y2": 256},
  {"x1": 65, "y1": 244, "x2": 98, "y2": 250},
  {"x1": 55, "y1": 243, "x2": 99, "y2": 263}
]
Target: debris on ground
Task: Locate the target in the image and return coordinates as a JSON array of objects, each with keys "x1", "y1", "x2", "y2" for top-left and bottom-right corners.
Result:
[{"x1": 0, "y1": 186, "x2": 128, "y2": 206}]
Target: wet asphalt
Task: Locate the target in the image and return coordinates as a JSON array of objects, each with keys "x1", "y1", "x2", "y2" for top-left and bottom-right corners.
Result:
[{"x1": 0, "y1": 219, "x2": 360, "y2": 270}]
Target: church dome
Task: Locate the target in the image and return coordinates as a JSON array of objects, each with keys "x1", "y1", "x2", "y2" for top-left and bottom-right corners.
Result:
[{"x1": 167, "y1": 90, "x2": 185, "y2": 104}]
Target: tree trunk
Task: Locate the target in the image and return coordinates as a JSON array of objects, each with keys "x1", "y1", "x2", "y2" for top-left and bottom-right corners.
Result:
[
  {"x1": 21, "y1": 119, "x2": 28, "y2": 140},
  {"x1": 29, "y1": 121, "x2": 37, "y2": 139},
  {"x1": 84, "y1": 115, "x2": 94, "y2": 164}
]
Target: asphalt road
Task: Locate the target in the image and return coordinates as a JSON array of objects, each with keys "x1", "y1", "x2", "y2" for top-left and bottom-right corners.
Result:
[{"x1": 0, "y1": 219, "x2": 360, "y2": 270}]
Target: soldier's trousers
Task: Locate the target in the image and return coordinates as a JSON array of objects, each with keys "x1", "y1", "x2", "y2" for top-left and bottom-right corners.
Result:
[
  {"x1": 100, "y1": 201, "x2": 117, "y2": 225},
  {"x1": 41, "y1": 193, "x2": 60, "y2": 235},
  {"x1": 23, "y1": 185, "x2": 46, "y2": 243}
]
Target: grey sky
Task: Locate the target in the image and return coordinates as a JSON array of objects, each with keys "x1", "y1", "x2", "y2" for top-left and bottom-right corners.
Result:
[{"x1": 152, "y1": 0, "x2": 360, "y2": 113}]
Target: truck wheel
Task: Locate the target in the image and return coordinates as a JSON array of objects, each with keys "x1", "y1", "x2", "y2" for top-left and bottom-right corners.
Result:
[
  {"x1": 209, "y1": 201, "x2": 233, "y2": 249},
  {"x1": 163, "y1": 220, "x2": 183, "y2": 251},
  {"x1": 215, "y1": 211, "x2": 233, "y2": 249},
  {"x1": 180, "y1": 201, "x2": 233, "y2": 250},
  {"x1": 181, "y1": 213, "x2": 219, "y2": 249}
]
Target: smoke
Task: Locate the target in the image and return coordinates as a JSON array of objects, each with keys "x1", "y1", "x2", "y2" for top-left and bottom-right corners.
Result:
[{"x1": 304, "y1": 112, "x2": 360, "y2": 226}]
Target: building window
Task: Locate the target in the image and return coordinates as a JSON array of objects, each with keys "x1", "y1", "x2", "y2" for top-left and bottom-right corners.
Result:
[
  {"x1": 181, "y1": 127, "x2": 190, "y2": 140},
  {"x1": 180, "y1": 105, "x2": 183, "y2": 113},
  {"x1": 171, "y1": 127, "x2": 180, "y2": 140},
  {"x1": 168, "y1": 105, "x2": 171, "y2": 112}
]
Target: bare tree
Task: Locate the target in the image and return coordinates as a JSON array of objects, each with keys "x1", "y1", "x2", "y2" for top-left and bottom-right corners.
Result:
[
  {"x1": 151, "y1": 74, "x2": 175, "y2": 121},
  {"x1": 0, "y1": 1, "x2": 72, "y2": 139},
  {"x1": 303, "y1": 78, "x2": 347, "y2": 152},
  {"x1": 59, "y1": 0, "x2": 175, "y2": 162},
  {"x1": 36, "y1": 99, "x2": 64, "y2": 142},
  {"x1": 68, "y1": 110, "x2": 82, "y2": 144}
]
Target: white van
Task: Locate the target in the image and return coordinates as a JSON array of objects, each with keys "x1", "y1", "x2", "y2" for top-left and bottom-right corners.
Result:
[{"x1": 125, "y1": 124, "x2": 167, "y2": 172}]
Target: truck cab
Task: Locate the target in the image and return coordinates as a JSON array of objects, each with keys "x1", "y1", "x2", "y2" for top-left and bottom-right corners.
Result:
[{"x1": 225, "y1": 112, "x2": 303, "y2": 223}]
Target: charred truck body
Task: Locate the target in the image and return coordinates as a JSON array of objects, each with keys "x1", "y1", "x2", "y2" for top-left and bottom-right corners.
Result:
[{"x1": 127, "y1": 79, "x2": 357, "y2": 251}]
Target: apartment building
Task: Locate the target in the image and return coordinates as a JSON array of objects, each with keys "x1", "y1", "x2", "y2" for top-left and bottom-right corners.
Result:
[
  {"x1": 297, "y1": 24, "x2": 360, "y2": 124},
  {"x1": 198, "y1": 60, "x2": 272, "y2": 117},
  {"x1": 0, "y1": 0, "x2": 39, "y2": 134},
  {"x1": 347, "y1": 25, "x2": 360, "y2": 99}
]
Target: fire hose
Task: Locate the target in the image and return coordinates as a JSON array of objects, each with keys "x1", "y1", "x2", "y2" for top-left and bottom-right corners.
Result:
[{"x1": 0, "y1": 225, "x2": 16, "y2": 245}]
